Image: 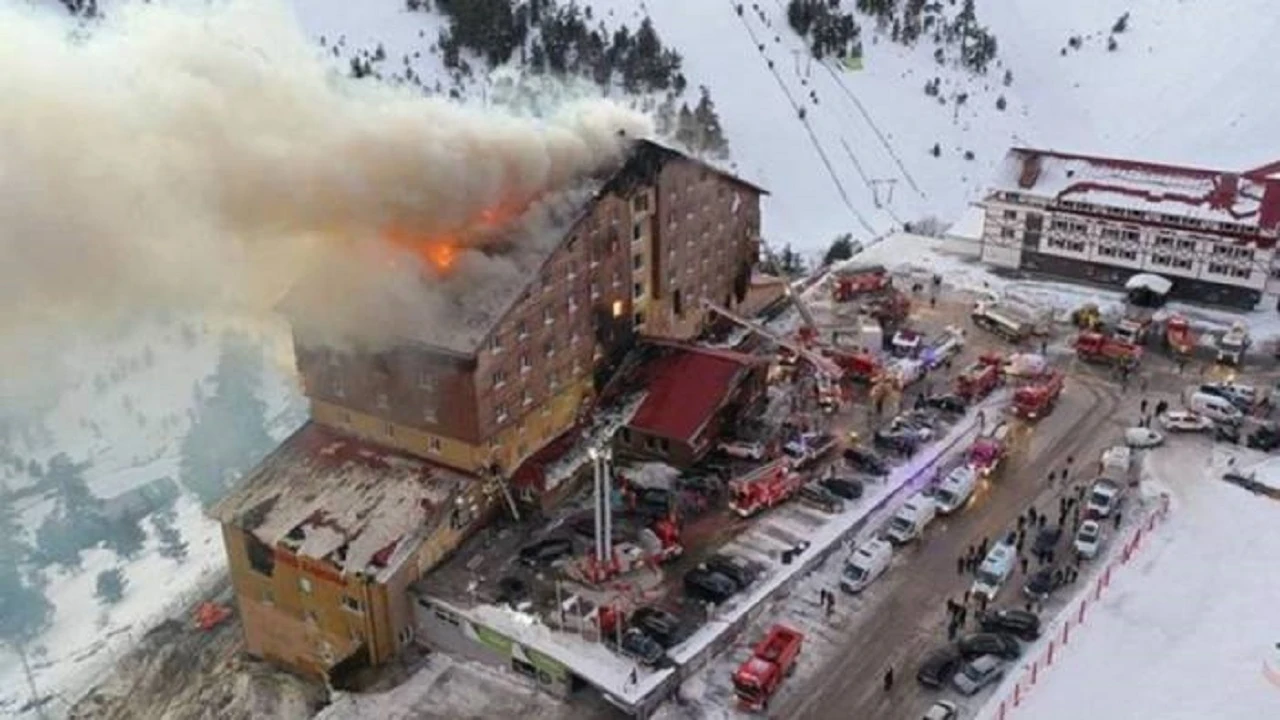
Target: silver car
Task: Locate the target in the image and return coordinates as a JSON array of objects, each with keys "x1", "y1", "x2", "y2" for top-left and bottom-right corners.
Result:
[{"x1": 952, "y1": 654, "x2": 1006, "y2": 695}]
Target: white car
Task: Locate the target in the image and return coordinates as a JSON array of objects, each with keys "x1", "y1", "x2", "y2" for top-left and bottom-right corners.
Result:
[
  {"x1": 1073, "y1": 520, "x2": 1104, "y2": 559},
  {"x1": 1124, "y1": 427, "x2": 1164, "y2": 448},
  {"x1": 1159, "y1": 411, "x2": 1213, "y2": 433},
  {"x1": 719, "y1": 440, "x2": 764, "y2": 460},
  {"x1": 923, "y1": 700, "x2": 959, "y2": 720}
]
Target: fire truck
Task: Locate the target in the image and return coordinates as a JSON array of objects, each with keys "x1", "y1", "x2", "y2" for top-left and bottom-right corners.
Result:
[
  {"x1": 1012, "y1": 371, "x2": 1065, "y2": 420},
  {"x1": 728, "y1": 461, "x2": 806, "y2": 518},
  {"x1": 832, "y1": 264, "x2": 890, "y2": 301},
  {"x1": 828, "y1": 349, "x2": 881, "y2": 384},
  {"x1": 1075, "y1": 332, "x2": 1142, "y2": 367},
  {"x1": 732, "y1": 624, "x2": 804, "y2": 712},
  {"x1": 954, "y1": 356, "x2": 1001, "y2": 401},
  {"x1": 1163, "y1": 314, "x2": 1196, "y2": 358}
]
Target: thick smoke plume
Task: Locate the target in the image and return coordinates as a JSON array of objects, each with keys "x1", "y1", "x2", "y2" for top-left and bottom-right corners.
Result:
[{"x1": 0, "y1": 0, "x2": 652, "y2": 348}]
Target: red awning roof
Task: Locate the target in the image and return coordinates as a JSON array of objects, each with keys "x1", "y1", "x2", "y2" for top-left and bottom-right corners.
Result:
[{"x1": 628, "y1": 348, "x2": 752, "y2": 444}]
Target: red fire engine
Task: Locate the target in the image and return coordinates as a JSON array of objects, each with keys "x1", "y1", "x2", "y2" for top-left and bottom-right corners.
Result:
[
  {"x1": 1075, "y1": 332, "x2": 1142, "y2": 367},
  {"x1": 954, "y1": 355, "x2": 1002, "y2": 401},
  {"x1": 832, "y1": 264, "x2": 890, "y2": 301},
  {"x1": 732, "y1": 624, "x2": 804, "y2": 712},
  {"x1": 967, "y1": 435, "x2": 1007, "y2": 476},
  {"x1": 728, "y1": 461, "x2": 805, "y2": 518},
  {"x1": 1164, "y1": 314, "x2": 1196, "y2": 358},
  {"x1": 827, "y1": 349, "x2": 881, "y2": 384},
  {"x1": 1012, "y1": 371, "x2": 1065, "y2": 420}
]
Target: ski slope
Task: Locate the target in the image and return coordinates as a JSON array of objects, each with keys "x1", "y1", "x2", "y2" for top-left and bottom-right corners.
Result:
[{"x1": 989, "y1": 444, "x2": 1280, "y2": 720}]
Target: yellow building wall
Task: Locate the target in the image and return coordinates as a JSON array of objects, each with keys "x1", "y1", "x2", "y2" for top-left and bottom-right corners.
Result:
[{"x1": 310, "y1": 376, "x2": 593, "y2": 475}]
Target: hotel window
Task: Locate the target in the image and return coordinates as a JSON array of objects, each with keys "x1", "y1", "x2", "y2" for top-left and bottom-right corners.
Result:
[
  {"x1": 341, "y1": 596, "x2": 363, "y2": 614},
  {"x1": 522, "y1": 389, "x2": 533, "y2": 406},
  {"x1": 590, "y1": 281, "x2": 600, "y2": 300},
  {"x1": 632, "y1": 219, "x2": 644, "y2": 242},
  {"x1": 543, "y1": 306, "x2": 554, "y2": 325},
  {"x1": 376, "y1": 393, "x2": 389, "y2": 410},
  {"x1": 544, "y1": 340, "x2": 556, "y2": 358},
  {"x1": 634, "y1": 282, "x2": 644, "y2": 299},
  {"x1": 423, "y1": 399, "x2": 438, "y2": 424},
  {"x1": 1176, "y1": 239, "x2": 1196, "y2": 252},
  {"x1": 517, "y1": 320, "x2": 529, "y2": 339},
  {"x1": 1154, "y1": 236, "x2": 1174, "y2": 248},
  {"x1": 1121, "y1": 229, "x2": 1140, "y2": 242},
  {"x1": 299, "y1": 577, "x2": 313, "y2": 595},
  {"x1": 1100, "y1": 227, "x2": 1120, "y2": 241},
  {"x1": 632, "y1": 193, "x2": 650, "y2": 214},
  {"x1": 519, "y1": 353, "x2": 531, "y2": 373},
  {"x1": 489, "y1": 333, "x2": 503, "y2": 353},
  {"x1": 492, "y1": 369, "x2": 507, "y2": 388},
  {"x1": 1003, "y1": 210, "x2": 1017, "y2": 219},
  {"x1": 331, "y1": 376, "x2": 345, "y2": 398},
  {"x1": 1208, "y1": 262, "x2": 1230, "y2": 275},
  {"x1": 495, "y1": 404, "x2": 509, "y2": 424},
  {"x1": 633, "y1": 254, "x2": 644, "y2": 270},
  {"x1": 428, "y1": 437, "x2": 442, "y2": 453},
  {"x1": 1000, "y1": 228, "x2": 1014, "y2": 239},
  {"x1": 1230, "y1": 266, "x2": 1251, "y2": 279}
]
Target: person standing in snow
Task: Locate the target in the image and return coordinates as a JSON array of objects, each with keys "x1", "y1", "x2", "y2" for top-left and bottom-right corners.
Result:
[{"x1": 883, "y1": 667, "x2": 894, "y2": 691}]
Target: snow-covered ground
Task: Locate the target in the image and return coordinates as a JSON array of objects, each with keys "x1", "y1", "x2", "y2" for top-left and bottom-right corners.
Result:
[
  {"x1": 0, "y1": 316, "x2": 304, "y2": 717},
  {"x1": 981, "y1": 441, "x2": 1280, "y2": 720}
]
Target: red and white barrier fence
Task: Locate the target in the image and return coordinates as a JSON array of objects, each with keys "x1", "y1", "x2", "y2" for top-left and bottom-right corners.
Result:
[{"x1": 991, "y1": 493, "x2": 1171, "y2": 720}]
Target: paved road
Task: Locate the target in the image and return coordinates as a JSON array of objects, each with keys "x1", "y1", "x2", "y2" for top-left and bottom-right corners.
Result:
[{"x1": 778, "y1": 371, "x2": 1128, "y2": 720}]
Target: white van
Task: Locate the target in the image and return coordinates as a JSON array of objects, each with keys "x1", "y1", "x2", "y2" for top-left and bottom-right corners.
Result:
[
  {"x1": 839, "y1": 538, "x2": 893, "y2": 593},
  {"x1": 1099, "y1": 446, "x2": 1132, "y2": 481},
  {"x1": 933, "y1": 466, "x2": 978, "y2": 515},
  {"x1": 1186, "y1": 390, "x2": 1244, "y2": 425},
  {"x1": 884, "y1": 494, "x2": 938, "y2": 545},
  {"x1": 970, "y1": 543, "x2": 1017, "y2": 601}
]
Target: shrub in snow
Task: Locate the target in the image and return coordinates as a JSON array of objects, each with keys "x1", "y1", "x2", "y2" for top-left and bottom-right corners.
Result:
[
  {"x1": 1113, "y1": 12, "x2": 1130, "y2": 34},
  {"x1": 95, "y1": 568, "x2": 126, "y2": 606},
  {"x1": 930, "y1": 142, "x2": 941, "y2": 157},
  {"x1": 153, "y1": 510, "x2": 189, "y2": 563},
  {"x1": 996, "y1": 95, "x2": 1007, "y2": 111},
  {"x1": 964, "y1": 150, "x2": 975, "y2": 160},
  {"x1": 1108, "y1": 36, "x2": 1118, "y2": 52},
  {"x1": 1003, "y1": 68, "x2": 1013, "y2": 86},
  {"x1": 824, "y1": 234, "x2": 857, "y2": 266}
]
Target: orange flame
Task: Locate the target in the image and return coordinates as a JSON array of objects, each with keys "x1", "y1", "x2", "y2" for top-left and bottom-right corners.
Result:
[{"x1": 383, "y1": 201, "x2": 526, "y2": 274}]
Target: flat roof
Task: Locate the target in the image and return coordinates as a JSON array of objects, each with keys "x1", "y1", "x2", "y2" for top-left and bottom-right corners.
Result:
[
  {"x1": 210, "y1": 422, "x2": 472, "y2": 581},
  {"x1": 627, "y1": 345, "x2": 761, "y2": 444}
]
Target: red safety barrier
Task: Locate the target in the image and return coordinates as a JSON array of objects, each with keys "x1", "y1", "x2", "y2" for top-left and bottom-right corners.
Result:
[
  {"x1": 1094, "y1": 576, "x2": 1104, "y2": 600},
  {"x1": 1062, "y1": 619, "x2": 1070, "y2": 645},
  {"x1": 1078, "y1": 599, "x2": 1087, "y2": 623},
  {"x1": 1014, "y1": 683, "x2": 1022, "y2": 706},
  {"x1": 1048, "y1": 639, "x2": 1056, "y2": 666},
  {"x1": 998, "y1": 701, "x2": 1007, "y2": 720},
  {"x1": 1031, "y1": 661, "x2": 1038, "y2": 685}
]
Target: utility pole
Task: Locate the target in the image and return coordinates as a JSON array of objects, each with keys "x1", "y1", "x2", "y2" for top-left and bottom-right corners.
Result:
[{"x1": 869, "y1": 179, "x2": 899, "y2": 209}]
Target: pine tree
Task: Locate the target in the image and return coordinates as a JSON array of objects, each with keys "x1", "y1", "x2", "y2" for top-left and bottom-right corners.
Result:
[
  {"x1": 675, "y1": 103, "x2": 698, "y2": 150},
  {"x1": 151, "y1": 509, "x2": 189, "y2": 562},
  {"x1": 693, "y1": 88, "x2": 730, "y2": 159},
  {"x1": 824, "y1": 234, "x2": 856, "y2": 266},
  {"x1": 179, "y1": 335, "x2": 275, "y2": 508},
  {"x1": 0, "y1": 484, "x2": 51, "y2": 643}
]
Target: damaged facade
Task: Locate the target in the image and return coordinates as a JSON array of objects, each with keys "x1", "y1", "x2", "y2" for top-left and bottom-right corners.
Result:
[
  {"x1": 979, "y1": 147, "x2": 1280, "y2": 308},
  {"x1": 213, "y1": 140, "x2": 766, "y2": 682}
]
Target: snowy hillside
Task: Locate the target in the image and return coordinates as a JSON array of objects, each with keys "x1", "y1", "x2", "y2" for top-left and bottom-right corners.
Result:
[
  {"x1": 279, "y1": 0, "x2": 1280, "y2": 255},
  {"x1": 0, "y1": 317, "x2": 305, "y2": 717}
]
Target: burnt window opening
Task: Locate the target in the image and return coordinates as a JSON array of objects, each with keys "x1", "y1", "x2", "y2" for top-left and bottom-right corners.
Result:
[
  {"x1": 673, "y1": 288, "x2": 684, "y2": 317},
  {"x1": 245, "y1": 532, "x2": 276, "y2": 577}
]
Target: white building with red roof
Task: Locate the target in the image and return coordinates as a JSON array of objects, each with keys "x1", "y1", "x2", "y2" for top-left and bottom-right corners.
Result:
[{"x1": 977, "y1": 148, "x2": 1280, "y2": 308}]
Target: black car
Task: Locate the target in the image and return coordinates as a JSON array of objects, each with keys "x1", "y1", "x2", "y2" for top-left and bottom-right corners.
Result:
[
  {"x1": 956, "y1": 632, "x2": 1022, "y2": 660},
  {"x1": 924, "y1": 394, "x2": 968, "y2": 414},
  {"x1": 518, "y1": 537, "x2": 574, "y2": 566},
  {"x1": 821, "y1": 476, "x2": 865, "y2": 500},
  {"x1": 873, "y1": 429, "x2": 920, "y2": 456},
  {"x1": 684, "y1": 568, "x2": 738, "y2": 604},
  {"x1": 798, "y1": 483, "x2": 845, "y2": 513},
  {"x1": 916, "y1": 646, "x2": 963, "y2": 688},
  {"x1": 844, "y1": 447, "x2": 889, "y2": 475},
  {"x1": 630, "y1": 606, "x2": 680, "y2": 648},
  {"x1": 1022, "y1": 568, "x2": 1056, "y2": 601},
  {"x1": 620, "y1": 628, "x2": 666, "y2": 666},
  {"x1": 703, "y1": 554, "x2": 758, "y2": 591},
  {"x1": 1247, "y1": 426, "x2": 1280, "y2": 451},
  {"x1": 1032, "y1": 526, "x2": 1062, "y2": 555},
  {"x1": 979, "y1": 609, "x2": 1041, "y2": 641}
]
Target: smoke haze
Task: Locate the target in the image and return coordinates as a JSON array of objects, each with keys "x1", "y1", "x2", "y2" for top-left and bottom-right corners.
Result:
[{"x1": 0, "y1": 0, "x2": 652, "y2": 346}]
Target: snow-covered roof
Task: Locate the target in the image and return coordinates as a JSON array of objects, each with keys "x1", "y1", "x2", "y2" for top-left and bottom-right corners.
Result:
[
  {"x1": 947, "y1": 204, "x2": 987, "y2": 240},
  {"x1": 210, "y1": 422, "x2": 471, "y2": 581},
  {"x1": 1125, "y1": 273, "x2": 1173, "y2": 295},
  {"x1": 991, "y1": 148, "x2": 1280, "y2": 235}
]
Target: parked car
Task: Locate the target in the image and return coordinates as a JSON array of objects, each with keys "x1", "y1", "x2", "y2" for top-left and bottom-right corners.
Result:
[
  {"x1": 956, "y1": 632, "x2": 1022, "y2": 660},
  {"x1": 702, "y1": 554, "x2": 758, "y2": 591},
  {"x1": 620, "y1": 628, "x2": 666, "y2": 666},
  {"x1": 951, "y1": 654, "x2": 1007, "y2": 695},
  {"x1": 874, "y1": 428, "x2": 920, "y2": 455},
  {"x1": 923, "y1": 394, "x2": 968, "y2": 414},
  {"x1": 683, "y1": 568, "x2": 738, "y2": 605},
  {"x1": 820, "y1": 476, "x2": 865, "y2": 500},
  {"x1": 889, "y1": 416, "x2": 935, "y2": 441},
  {"x1": 923, "y1": 700, "x2": 959, "y2": 720},
  {"x1": 978, "y1": 608, "x2": 1041, "y2": 641},
  {"x1": 798, "y1": 483, "x2": 845, "y2": 513},
  {"x1": 839, "y1": 538, "x2": 894, "y2": 594},
  {"x1": 1159, "y1": 411, "x2": 1213, "y2": 433},
  {"x1": 1199, "y1": 382, "x2": 1258, "y2": 412},
  {"x1": 1247, "y1": 425, "x2": 1280, "y2": 451},
  {"x1": 518, "y1": 537, "x2": 574, "y2": 566},
  {"x1": 630, "y1": 606, "x2": 680, "y2": 648},
  {"x1": 1124, "y1": 426, "x2": 1165, "y2": 448},
  {"x1": 1086, "y1": 479, "x2": 1125, "y2": 519},
  {"x1": 1023, "y1": 568, "x2": 1056, "y2": 601},
  {"x1": 1032, "y1": 526, "x2": 1062, "y2": 555},
  {"x1": 718, "y1": 440, "x2": 765, "y2": 461},
  {"x1": 844, "y1": 447, "x2": 890, "y2": 475},
  {"x1": 916, "y1": 646, "x2": 963, "y2": 688},
  {"x1": 1073, "y1": 519, "x2": 1104, "y2": 559}
]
